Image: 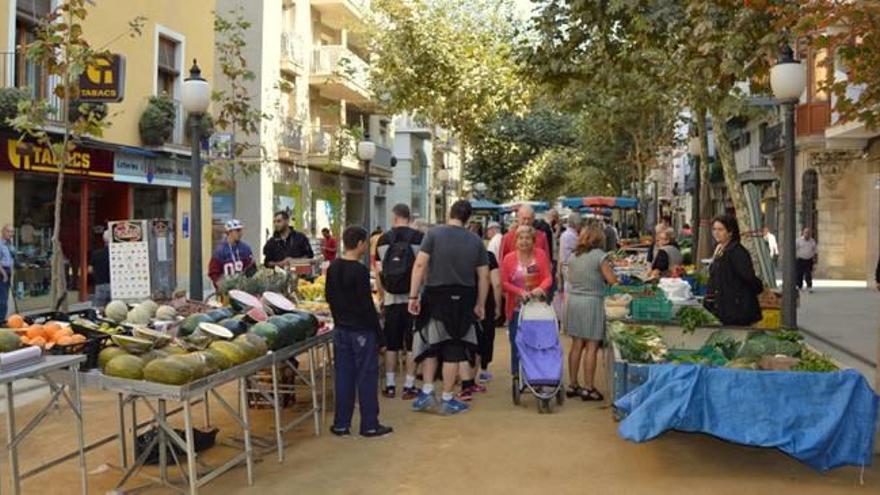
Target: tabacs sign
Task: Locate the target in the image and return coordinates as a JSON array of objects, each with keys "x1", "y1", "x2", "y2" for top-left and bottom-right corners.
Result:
[
  {"x1": 78, "y1": 54, "x2": 126, "y2": 103},
  {"x1": 0, "y1": 134, "x2": 114, "y2": 179}
]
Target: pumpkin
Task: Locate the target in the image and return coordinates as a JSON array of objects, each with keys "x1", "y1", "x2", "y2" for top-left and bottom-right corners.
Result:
[{"x1": 6, "y1": 314, "x2": 25, "y2": 329}]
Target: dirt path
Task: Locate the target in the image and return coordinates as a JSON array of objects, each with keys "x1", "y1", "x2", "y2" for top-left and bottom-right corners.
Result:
[{"x1": 0, "y1": 333, "x2": 876, "y2": 494}]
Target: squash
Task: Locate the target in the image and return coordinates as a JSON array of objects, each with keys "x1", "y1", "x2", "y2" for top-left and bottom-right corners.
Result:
[
  {"x1": 143, "y1": 358, "x2": 195, "y2": 385},
  {"x1": 98, "y1": 347, "x2": 129, "y2": 370},
  {"x1": 104, "y1": 354, "x2": 145, "y2": 380}
]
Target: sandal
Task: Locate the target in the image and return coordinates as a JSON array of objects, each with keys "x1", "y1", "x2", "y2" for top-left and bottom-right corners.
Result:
[
  {"x1": 566, "y1": 385, "x2": 584, "y2": 398},
  {"x1": 580, "y1": 388, "x2": 604, "y2": 402}
]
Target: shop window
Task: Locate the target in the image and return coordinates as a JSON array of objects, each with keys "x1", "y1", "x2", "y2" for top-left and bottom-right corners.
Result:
[{"x1": 133, "y1": 186, "x2": 175, "y2": 220}]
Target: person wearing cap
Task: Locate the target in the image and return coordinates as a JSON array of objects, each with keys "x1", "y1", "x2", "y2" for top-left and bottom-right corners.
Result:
[
  {"x1": 486, "y1": 221, "x2": 503, "y2": 261},
  {"x1": 209, "y1": 219, "x2": 255, "y2": 288}
]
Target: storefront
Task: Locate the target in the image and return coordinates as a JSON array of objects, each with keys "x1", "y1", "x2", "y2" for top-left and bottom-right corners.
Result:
[{"x1": 0, "y1": 134, "x2": 190, "y2": 310}]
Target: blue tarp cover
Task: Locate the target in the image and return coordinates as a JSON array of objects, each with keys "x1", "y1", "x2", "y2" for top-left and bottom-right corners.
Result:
[{"x1": 614, "y1": 364, "x2": 879, "y2": 471}]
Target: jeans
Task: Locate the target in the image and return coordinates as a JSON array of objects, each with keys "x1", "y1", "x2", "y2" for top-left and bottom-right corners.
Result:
[
  {"x1": 508, "y1": 309, "x2": 521, "y2": 374},
  {"x1": 333, "y1": 327, "x2": 380, "y2": 433},
  {"x1": 0, "y1": 273, "x2": 9, "y2": 322},
  {"x1": 796, "y1": 258, "x2": 814, "y2": 289}
]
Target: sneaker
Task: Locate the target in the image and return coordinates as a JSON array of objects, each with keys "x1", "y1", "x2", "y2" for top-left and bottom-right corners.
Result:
[
  {"x1": 361, "y1": 425, "x2": 393, "y2": 438},
  {"x1": 440, "y1": 398, "x2": 470, "y2": 415},
  {"x1": 382, "y1": 385, "x2": 396, "y2": 398},
  {"x1": 457, "y1": 388, "x2": 474, "y2": 402},
  {"x1": 401, "y1": 387, "x2": 419, "y2": 400},
  {"x1": 469, "y1": 383, "x2": 488, "y2": 394},
  {"x1": 479, "y1": 371, "x2": 494, "y2": 382},
  {"x1": 330, "y1": 426, "x2": 351, "y2": 437},
  {"x1": 412, "y1": 391, "x2": 438, "y2": 412}
]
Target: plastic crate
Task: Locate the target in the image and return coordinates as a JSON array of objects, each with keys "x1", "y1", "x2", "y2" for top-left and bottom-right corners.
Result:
[
  {"x1": 753, "y1": 308, "x2": 781, "y2": 330},
  {"x1": 631, "y1": 295, "x2": 674, "y2": 322}
]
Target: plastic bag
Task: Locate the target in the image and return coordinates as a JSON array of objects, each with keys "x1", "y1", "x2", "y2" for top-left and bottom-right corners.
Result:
[{"x1": 135, "y1": 426, "x2": 218, "y2": 465}]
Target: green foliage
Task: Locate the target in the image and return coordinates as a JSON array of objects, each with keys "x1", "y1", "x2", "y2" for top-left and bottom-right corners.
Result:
[
  {"x1": 0, "y1": 87, "x2": 29, "y2": 127},
  {"x1": 138, "y1": 94, "x2": 176, "y2": 145}
]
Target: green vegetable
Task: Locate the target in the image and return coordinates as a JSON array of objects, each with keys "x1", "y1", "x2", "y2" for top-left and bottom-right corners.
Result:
[
  {"x1": 610, "y1": 321, "x2": 668, "y2": 363},
  {"x1": 677, "y1": 306, "x2": 719, "y2": 334},
  {"x1": 772, "y1": 330, "x2": 804, "y2": 343},
  {"x1": 736, "y1": 333, "x2": 801, "y2": 360},
  {"x1": 792, "y1": 347, "x2": 838, "y2": 372}
]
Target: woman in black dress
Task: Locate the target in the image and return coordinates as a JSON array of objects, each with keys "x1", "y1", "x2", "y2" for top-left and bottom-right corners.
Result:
[{"x1": 705, "y1": 215, "x2": 764, "y2": 326}]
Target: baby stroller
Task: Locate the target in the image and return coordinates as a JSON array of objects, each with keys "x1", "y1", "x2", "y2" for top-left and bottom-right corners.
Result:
[{"x1": 512, "y1": 300, "x2": 565, "y2": 413}]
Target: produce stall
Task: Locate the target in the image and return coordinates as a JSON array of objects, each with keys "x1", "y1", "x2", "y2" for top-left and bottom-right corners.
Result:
[{"x1": 605, "y1": 320, "x2": 880, "y2": 471}]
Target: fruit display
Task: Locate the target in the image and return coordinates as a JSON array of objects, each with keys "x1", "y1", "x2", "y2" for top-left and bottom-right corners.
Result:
[
  {"x1": 0, "y1": 329, "x2": 23, "y2": 352},
  {"x1": 297, "y1": 276, "x2": 325, "y2": 302},
  {"x1": 105, "y1": 300, "x2": 130, "y2": 323},
  {"x1": 155, "y1": 305, "x2": 178, "y2": 321},
  {"x1": 104, "y1": 354, "x2": 146, "y2": 380}
]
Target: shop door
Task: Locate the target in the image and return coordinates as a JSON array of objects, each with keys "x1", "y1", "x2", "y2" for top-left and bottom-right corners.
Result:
[{"x1": 87, "y1": 182, "x2": 130, "y2": 294}]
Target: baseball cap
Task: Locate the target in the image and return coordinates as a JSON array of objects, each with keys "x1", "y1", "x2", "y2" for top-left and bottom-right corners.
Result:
[
  {"x1": 487, "y1": 221, "x2": 501, "y2": 230},
  {"x1": 225, "y1": 219, "x2": 244, "y2": 232}
]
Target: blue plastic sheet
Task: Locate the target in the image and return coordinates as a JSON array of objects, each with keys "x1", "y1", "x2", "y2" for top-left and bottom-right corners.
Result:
[{"x1": 614, "y1": 364, "x2": 879, "y2": 471}]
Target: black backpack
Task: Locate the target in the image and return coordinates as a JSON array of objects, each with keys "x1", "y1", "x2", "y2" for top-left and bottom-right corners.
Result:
[{"x1": 381, "y1": 229, "x2": 417, "y2": 294}]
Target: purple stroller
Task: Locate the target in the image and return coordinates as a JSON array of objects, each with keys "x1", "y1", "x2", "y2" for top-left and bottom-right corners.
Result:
[{"x1": 512, "y1": 301, "x2": 565, "y2": 413}]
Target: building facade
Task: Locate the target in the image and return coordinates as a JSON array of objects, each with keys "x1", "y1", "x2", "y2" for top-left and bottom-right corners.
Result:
[{"x1": 0, "y1": 0, "x2": 215, "y2": 309}]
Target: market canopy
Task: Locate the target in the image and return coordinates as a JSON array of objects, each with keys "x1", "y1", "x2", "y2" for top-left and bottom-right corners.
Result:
[
  {"x1": 470, "y1": 199, "x2": 503, "y2": 211},
  {"x1": 501, "y1": 201, "x2": 550, "y2": 213},
  {"x1": 561, "y1": 196, "x2": 638, "y2": 209}
]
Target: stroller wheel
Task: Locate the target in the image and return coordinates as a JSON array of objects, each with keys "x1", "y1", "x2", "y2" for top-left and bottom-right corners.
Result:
[
  {"x1": 556, "y1": 387, "x2": 565, "y2": 406},
  {"x1": 512, "y1": 377, "x2": 521, "y2": 406}
]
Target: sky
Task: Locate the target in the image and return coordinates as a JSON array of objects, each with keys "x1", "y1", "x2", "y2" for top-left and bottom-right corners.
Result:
[{"x1": 512, "y1": 0, "x2": 535, "y2": 20}]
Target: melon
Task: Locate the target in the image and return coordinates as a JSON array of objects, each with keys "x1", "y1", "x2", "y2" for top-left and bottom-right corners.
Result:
[
  {"x1": 105, "y1": 300, "x2": 129, "y2": 323},
  {"x1": 204, "y1": 347, "x2": 234, "y2": 370},
  {"x1": 235, "y1": 333, "x2": 269, "y2": 357},
  {"x1": 140, "y1": 349, "x2": 169, "y2": 365},
  {"x1": 231, "y1": 338, "x2": 260, "y2": 361},
  {"x1": 163, "y1": 344, "x2": 188, "y2": 355},
  {"x1": 155, "y1": 305, "x2": 178, "y2": 321},
  {"x1": 126, "y1": 307, "x2": 152, "y2": 325},
  {"x1": 104, "y1": 354, "x2": 145, "y2": 380},
  {"x1": 138, "y1": 300, "x2": 159, "y2": 317},
  {"x1": 177, "y1": 352, "x2": 218, "y2": 377},
  {"x1": 198, "y1": 322, "x2": 234, "y2": 340},
  {"x1": 98, "y1": 346, "x2": 129, "y2": 370},
  {"x1": 111, "y1": 335, "x2": 154, "y2": 354},
  {"x1": 218, "y1": 318, "x2": 249, "y2": 337},
  {"x1": 179, "y1": 313, "x2": 212, "y2": 337},
  {"x1": 209, "y1": 340, "x2": 249, "y2": 366},
  {"x1": 207, "y1": 308, "x2": 234, "y2": 323},
  {"x1": 249, "y1": 322, "x2": 280, "y2": 350},
  {"x1": 143, "y1": 358, "x2": 195, "y2": 385},
  {"x1": 0, "y1": 330, "x2": 22, "y2": 352}
]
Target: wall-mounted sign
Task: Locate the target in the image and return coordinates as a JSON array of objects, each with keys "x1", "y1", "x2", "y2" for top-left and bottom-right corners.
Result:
[
  {"x1": 113, "y1": 152, "x2": 191, "y2": 188},
  {"x1": 0, "y1": 133, "x2": 114, "y2": 179},
  {"x1": 78, "y1": 54, "x2": 126, "y2": 103}
]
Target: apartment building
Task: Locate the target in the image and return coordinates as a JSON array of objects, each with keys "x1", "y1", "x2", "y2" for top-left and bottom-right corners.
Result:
[
  {"x1": 0, "y1": 0, "x2": 215, "y2": 308},
  {"x1": 215, "y1": 0, "x2": 395, "y2": 251}
]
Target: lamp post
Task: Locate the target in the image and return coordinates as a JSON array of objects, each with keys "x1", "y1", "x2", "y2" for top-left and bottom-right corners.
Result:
[
  {"x1": 357, "y1": 139, "x2": 376, "y2": 265},
  {"x1": 181, "y1": 59, "x2": 211, "y2": 301},
  {"x1": 437, "y1": 168, "x2": 450, "y2": 220},
  {"x1": 770, "y1": 44, "x2": 806, "y2": 329}
]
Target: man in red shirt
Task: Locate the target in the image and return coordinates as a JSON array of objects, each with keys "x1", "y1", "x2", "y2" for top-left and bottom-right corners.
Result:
[
  {"x1": 321, "y1": 228, "x2": 338, "y2": 261},
  {"x1": 499, "y1": 205, "x2": 549, "y2": 262}
]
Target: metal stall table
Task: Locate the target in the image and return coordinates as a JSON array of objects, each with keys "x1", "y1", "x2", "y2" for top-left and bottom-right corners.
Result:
[{"x1": 1, "y1": 355, "x2": 87, "y2": 495}]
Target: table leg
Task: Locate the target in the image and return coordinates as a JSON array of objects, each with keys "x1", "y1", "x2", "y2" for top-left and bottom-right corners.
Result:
[
  {"x1": 6, "y1": 382, "x2": 20, "y2": 495},
  {"x1": 308, "y1": 348, "x2": 319, "y2": 436},
  {"x1": 203, "y1": 391, "x2": 210, "y2": 428},
  {"x1": 116, "y1": 393, "x2": 127, "y2": 468},
  {"x1": 183, "y1": 401, "x2": 198, "y2": 495},
  {"x1": 239, "y1": 378, "x2": 254, "y2": 486},
  {"x1": 270, "y1": 363, "x2": 284, "y2": 463},
  {"x1": 157, "y1": 399, "x2": 168, "y2": 483},
  {"x1": 321, "y1": 343, "x2": 328, "y2": 432},
  {"x1": 73, "y1": 368, "x2": 88, "y2": 495}
]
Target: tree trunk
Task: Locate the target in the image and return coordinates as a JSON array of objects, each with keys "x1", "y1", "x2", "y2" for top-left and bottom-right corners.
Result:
[
  {"x1": 51, "y1": 12, "x2": 73, "y2": 312},
  {"x1": 710, "y1": 109, "x2": 764, "y2": 282},
  {"x1": 695, "y1": 108, "x2": 714, "y2": 262}
]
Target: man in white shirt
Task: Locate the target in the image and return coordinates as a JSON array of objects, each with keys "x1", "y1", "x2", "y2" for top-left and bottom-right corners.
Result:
[
  {"x1": 763, "y1": 226, "x2": 779, "y2": 269},
  {"x1": 486, "y1": 221, "x2": 502, "y2": 261},
  {"x1": 557, "y1": 212, "x2": 582, "y2": 290},
  {"x1": 795, "y1": 227, "x2": 818, "y2": 292}
]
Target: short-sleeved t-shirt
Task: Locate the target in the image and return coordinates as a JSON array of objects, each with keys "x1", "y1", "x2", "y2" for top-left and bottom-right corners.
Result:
[
  {"x1": 420, "y1": 224, "x2": 488, "y2": 288},
  {"x1": 375, "y1": 226, "x2": 424, "y2": 305}
]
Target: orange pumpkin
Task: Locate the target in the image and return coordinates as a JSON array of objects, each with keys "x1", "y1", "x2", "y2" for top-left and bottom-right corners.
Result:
[
  {"x1": 26, "y1": 325, "x2": 45, "y2": 340},
  {"x1": 56, "y1": 336, "x2": 74, "y2": 346},
  {"x1": 6, "y1": 314, "x2": 25, "y2": 329},
  {"x1": 29, "y1": 336, "x2": 46, "y2": 347},
  {"x1": 56, "y1": 328, "x2": 74, "y2": 338},
  {"x1": 71, "y1": 334, "x2": 86, "y2": 343}
]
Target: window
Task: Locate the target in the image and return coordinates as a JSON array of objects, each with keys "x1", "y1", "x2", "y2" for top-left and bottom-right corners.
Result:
[
  {"x1": 157, "y1": 36, "x2": 179, "y2": 97},
  {"x1": 14, "y1": 1, "x2": 52, "y2": 100},
  {"x1": 812, "y1": 49, "x2": 829, "y2": 102}
]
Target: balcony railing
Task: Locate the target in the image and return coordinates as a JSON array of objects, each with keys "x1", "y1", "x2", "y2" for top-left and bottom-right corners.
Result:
[
  {"x1": 280, "y1": 32, "x2": 305, "y2": 72},
  {"x1": 309, "y1": 125, "x2": 356, "y2": 159},
  {"x1": 311, "y1": 45, "x2": 370, "y2": 93},
  {"x1": 280, "y1": 118, "x2": 304, "y2": 151},
  {"x1": 1, "y1": 51, "x2": 64, "y2": 124},
  {"x1": 760, "y1": 123, "x2": 783, "y2": 155}
]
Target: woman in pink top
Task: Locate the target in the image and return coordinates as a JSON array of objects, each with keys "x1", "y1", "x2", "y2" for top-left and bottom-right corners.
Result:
[{"x1": 500, "y1": 225, "x2": 552, "y2": 373}]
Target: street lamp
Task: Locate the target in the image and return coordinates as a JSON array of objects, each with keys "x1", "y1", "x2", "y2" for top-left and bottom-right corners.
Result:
[
  {"x1": 437, "y1": 168, "x2": 450, "y2": 220},
  {"x1": 770, "y1": 44, "x2": 806, "y2": 329},
  {"x1": 182, "y1": 59, "x2": 210, "y2": 301},
  {"x1": 357, "y1": 139, "x2": 376, "y2": 264}
]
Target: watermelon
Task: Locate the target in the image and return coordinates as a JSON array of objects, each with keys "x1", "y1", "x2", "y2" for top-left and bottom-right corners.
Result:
[
  {"x1": 98, "y1": 347, "x2": 129, "y2": 370},
  {"x1": 144, "y1": 358, "x2": 195, "y2": 385},
  {"x1": 207, "y1": 308, "x2": 235, "y2": 323},
  {"x1": 250, "y1": 322, "x2": 280, "y2": 350},
  {"x1": 209, "y1": 341, "x2": 249, "y2": 366},
  {"x1": 0, "y1": 330, "x2": 22, "y2": 352},
  {"x1": 244, "y1": 307, "x2": 268, "y2": 324},
  {"x1": 104, "y1": 355, "x2": 145, "y2": 380},
  {"x1": 218, "y1": 318, "x2": 249, "y2": 336},
  {"x1": 179, "y1": 313, "x2": 212, "y2": 337},
  {"x1": 281, "y1": 311, "x2": 319, "y2": 343}
]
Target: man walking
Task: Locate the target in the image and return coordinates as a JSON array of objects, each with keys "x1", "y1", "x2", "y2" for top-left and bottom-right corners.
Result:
[
  {"x1": 409, "y1": 200, "x2": 489, "y2": 415},
  {"x1": 326, "y1": 226, "x2": 392, "y2": 438},
  {"x1": 763, "y1": 226, "x2": 779, "y2": 270},
  {"x1": 209, "y1": 219, "x2": 255, "y2": 288},
  {"x1": 375, "y1": 204, "x2": 424, "y2": 400},
  {"x1": 321, "y1": 228, "x2": 338, "y2": 262},
  {"x1": 263, "y1": 211, "x2": 314, "y2": 268},
  {"x1": 795, "y1": 227, "x2": 818, "y2": 293},
  {"x1": 0, "y1": 224, "x2": 14, "y2": 321}
]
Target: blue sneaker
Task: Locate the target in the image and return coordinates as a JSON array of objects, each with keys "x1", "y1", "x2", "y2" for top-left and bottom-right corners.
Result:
[
  {"x1": 440, "y1": 398, "x2": 470, "y2": 415},
  {"x1": 479, "y1": 371, "x2": 493, "y2": 382},
  {"x1": 412, "y1": 391, "x2": 438, "y2": 413}
]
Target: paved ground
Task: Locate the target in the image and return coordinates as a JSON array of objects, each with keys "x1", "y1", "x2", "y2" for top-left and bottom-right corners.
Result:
[{"x1": 0, "y1": 334, "x2": 876, "y2": 495}]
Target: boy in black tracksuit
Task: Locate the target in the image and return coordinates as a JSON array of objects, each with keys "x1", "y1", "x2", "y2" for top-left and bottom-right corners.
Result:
[{"x1": 325, "y1": 226, "x2": 392, "y2": 438}]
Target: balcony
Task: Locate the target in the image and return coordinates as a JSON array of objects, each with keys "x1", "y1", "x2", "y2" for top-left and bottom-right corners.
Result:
[
  {"x1": 310, "y1": 45, "x2": 371, "y2": 104},
  {"x1": 278, "y1": 118, "x2": 304, "y2": 161},
  {"x1": 825, "y1": 84, "x2": 880, "y2": 148},
  {"x1": 307, "y1": 125, "x2": 392, "y2": 176},
  {"x1": 280, "y1": 32, "x2": 305, "y2": 75},
  {"x1": 310, "y1": 0, "x2": 370, "y2": 30},
  {"x1": 1, "y1": 51, "x2": 65, "y2": 124}
]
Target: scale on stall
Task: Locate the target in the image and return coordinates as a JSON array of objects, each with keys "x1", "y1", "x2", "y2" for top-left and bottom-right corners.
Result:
[{"x1": 108, "y1": 219, "x2": 176, "y2": 301}]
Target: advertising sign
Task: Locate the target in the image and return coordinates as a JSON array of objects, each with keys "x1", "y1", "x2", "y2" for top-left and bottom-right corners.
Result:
[
  {"x1": 0, "y1": 134, "x2": 114, "y2": 179},
  {"x1": 108, "y1": 220, "x2": 152, "y2": 300},
  {"x1": 78, "y1": 54, "x2": 126, "y2": 103}
]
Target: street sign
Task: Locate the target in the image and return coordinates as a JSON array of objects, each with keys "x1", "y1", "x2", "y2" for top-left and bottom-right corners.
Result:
[{"x1": 78, "y1": 54, "x2": 126, "y2": 103}]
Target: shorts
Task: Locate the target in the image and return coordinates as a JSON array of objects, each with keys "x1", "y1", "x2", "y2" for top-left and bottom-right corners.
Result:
[
  {"x1": 419, "y1": 340, "x2": 473, "y2": 364},
  {"x1": 382, "y1": 303, "x2": 414, "y2": 352}
]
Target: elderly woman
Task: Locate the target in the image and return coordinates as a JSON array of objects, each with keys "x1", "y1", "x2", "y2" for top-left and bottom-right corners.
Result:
[
  {"x1": 500, "y1": 225, "x2": 553, "y2": 374},
  {"x1": 649, "y1": 229, "x2": 683, "y2": 279},
  {"x1": 705, "y1": 215, "x2": 763, "y2": 326},
  {"x1": 565, "y1": 224, "x2": 618, "y2": 401}
]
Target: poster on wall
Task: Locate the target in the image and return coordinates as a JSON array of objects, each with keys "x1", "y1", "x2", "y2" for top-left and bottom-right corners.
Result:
[{"x1": 109, "y1": 220, "x2": 152, "y2": 301}]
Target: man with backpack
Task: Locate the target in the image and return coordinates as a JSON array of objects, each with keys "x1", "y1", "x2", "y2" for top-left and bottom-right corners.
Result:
[{"x1": 375, "y1": 204, "x2": 424, "y2": 400}]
